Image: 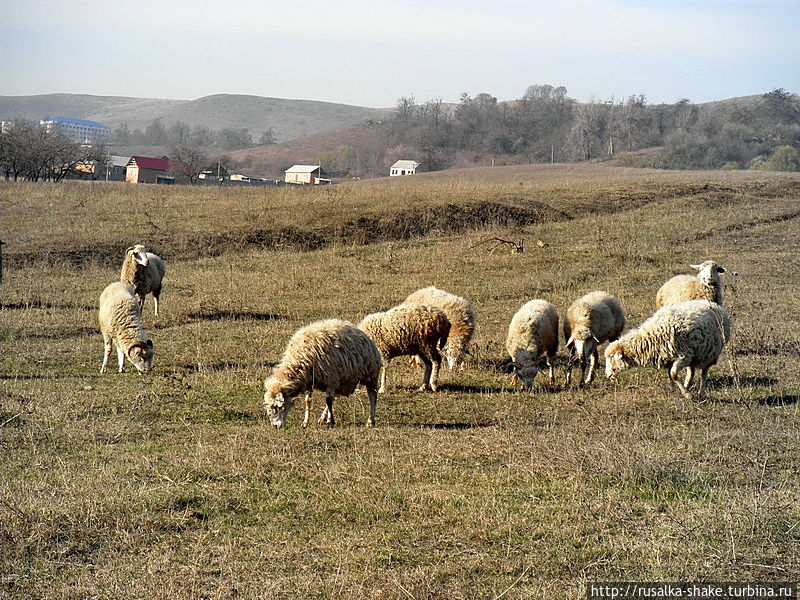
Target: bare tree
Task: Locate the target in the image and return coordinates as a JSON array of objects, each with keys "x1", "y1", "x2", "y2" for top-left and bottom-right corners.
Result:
[{"x1": 169, "y1": 143, "x2": 209, "y2": 184}]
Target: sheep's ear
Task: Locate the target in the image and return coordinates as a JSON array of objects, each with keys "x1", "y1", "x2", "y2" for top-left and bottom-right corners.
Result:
[
  {"x1": 146, "y1": 339, "x2": 154, "y2": 349},
  {"x1": 128, "y1": 341, "x2": 145, "y2": 356},
  {"x1": 690, "y1": 263, "x2": 702, "y2": 270},
  {"x1": 126, "y1": 246, "x2": 136, "y2": 254},
  {"x1": 716, "y1": 266, "x2": 726, "y2": 274}
]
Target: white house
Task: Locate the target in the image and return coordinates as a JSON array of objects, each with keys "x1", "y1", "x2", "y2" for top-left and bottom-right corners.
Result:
[
  {"x1": 284, "y1": 165, "x2": 330, "y2": 185},
  {"x1": 390, "y1": 160, "x2": 419, "y2": 177}
]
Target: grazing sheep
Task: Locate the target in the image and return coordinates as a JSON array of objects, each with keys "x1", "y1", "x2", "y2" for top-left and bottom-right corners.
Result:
[
  {"x1": 605, "y1": 300, "x2": 732, "y2": 400},
  {"x1": 506, "y1": 299, "x2": 559, "y2": 389},
  {"x1": 402, "y1": 286, "x2": 476, "y2": 370},
  {"x1": 120, "y1": 244, "x2": 166, "y2": 316},
  {"x1": 98, "y1": 282, "x2": 154, "y2": 374},
  {"x1": 263, "y1": 319, "x2": 381, "y2": 429},
  {"x1": 564, "y1": 291, "x2": 625, "y2": 386},
  {"x1": 359, "y1": 303, "x2": 450, "y2": 393},
  {"x1": 656, "y1": 260, "x2": 727, "y2": 309}
]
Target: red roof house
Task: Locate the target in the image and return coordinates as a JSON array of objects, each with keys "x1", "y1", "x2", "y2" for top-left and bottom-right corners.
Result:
[{"x1": 126, "y1": 156, "x2": 175, "y2": 184}]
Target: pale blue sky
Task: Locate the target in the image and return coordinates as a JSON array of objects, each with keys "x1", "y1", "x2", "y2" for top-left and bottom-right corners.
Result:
[{"x1": 0, "y1": 0, "x2": 797, "y2": 107}]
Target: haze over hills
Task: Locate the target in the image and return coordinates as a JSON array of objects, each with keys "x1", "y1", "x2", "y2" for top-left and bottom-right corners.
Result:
[{"x1": 0, "y1": 93, "x2": 389, "y2": 142}]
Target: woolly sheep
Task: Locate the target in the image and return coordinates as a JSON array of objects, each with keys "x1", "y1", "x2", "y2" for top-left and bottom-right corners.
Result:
[
  {"x1": 120, "y1": 244, "x2": 166, "y2": 316},
  {"x1": 263, "y1": 319, "x2": 382, "y2": 429},
  {"x1": 402, "y1": 286, "x2": 476, "y2": 370},
  {"x1": 98, "y1": 281, "x2": 154, "y2": 374},
  {"x1": 564, "y1": 291, "x2": 625, "y2": 386},
  {"x1": 605, "y1": 300, "x2": 732, "y2": 400},
  {"x1": 655, "y1": 260, "x2": 727, "y2": 309},
  {"x1": 506, "y1": 299, "x2": 559, "y2": 389},
  {"x1": 359, "y1": 303, "x2": 451, "y2": 393}
]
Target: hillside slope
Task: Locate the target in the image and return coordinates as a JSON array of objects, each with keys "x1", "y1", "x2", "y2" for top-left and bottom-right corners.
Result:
[{"x1": 0, "y1": 93, "x2": 387, "y2": 142}]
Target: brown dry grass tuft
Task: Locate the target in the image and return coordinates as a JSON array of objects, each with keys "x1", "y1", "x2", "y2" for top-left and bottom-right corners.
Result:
[{"x1": 1, "y1": 163, "x2": 799, "y2": 598}]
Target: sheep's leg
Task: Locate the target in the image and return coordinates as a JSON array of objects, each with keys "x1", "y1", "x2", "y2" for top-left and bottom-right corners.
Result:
[
  {"x1": 697, "y1": 366, "x2": 711, "y2": 397},
  {"x1": 116, "y1": 344, "x2": 126, "y2": 373},
  {"x1": 324, "y1": 392, "x2": 335, "y2": 428},
  {"x1": 366, "y1": 383, "x2": 378, "y2": 428},
  {"x1": 546, "y1": 353, "x2": 556, "y2": 386},
  {"x1": 301, "y1": 392, "x2": 312, "y2": 428},
  {"x1": 100, "y1": 334, "x2": 113, "y2": 374},
  {"x1": 418, "y1": 354, "x2": 434, "y2": 392},
  {"x1": 317, "y1": 405, "x2": 330, "y2": 425},
  {"x1": 429, "y1": 347, "x2": 443, "y2": 392},
  {"x1": 683, "y1": 366, "x2": 696, "y2": 390},
  {"x1": 378, "y1": 365, "x2": 388, "y2": 393},
  {"x1": 585, "y1": 350, "x2": 598, "y2": 385},
  {"x1": 136, "y1": 293, "x2": 146, "y2": 315},
  {"x1": 565, "y1": 349, "x2": 575, "y2": 387},
  {"x1": 670, "y1": 357, "x2": 693, "y2": 400},
  {"x1": 152, "y1": 285, "x2": 162, "y2": 317},
  {"x1": 669, "y1": 356, "x2": 687, "y2": 382}
]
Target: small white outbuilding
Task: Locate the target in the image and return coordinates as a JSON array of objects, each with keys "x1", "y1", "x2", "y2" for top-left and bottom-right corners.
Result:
[{"x1": 390, "y1": 160, "x2": 419, "y2": 177}]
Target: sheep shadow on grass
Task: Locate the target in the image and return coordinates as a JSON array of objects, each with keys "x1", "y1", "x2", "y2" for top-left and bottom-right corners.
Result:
[
  {"x1": 415, "y1": 421, "x2": 498, "y2": 430},
  {"x1": 187, "y1": 310, "x2": 288, "y2": 322},
  {"x1": 757, "y1": 394, "x2": 800, "y2": 407},
  {"x1": 706, "y1": 375, "x2": 779, "y2": 390},
  {"x1": 1, "y1": 301, "x2": 94, "y2": 311},
  {"x1": 437, "y1": 383, "x2": 507, "y2": 394}
]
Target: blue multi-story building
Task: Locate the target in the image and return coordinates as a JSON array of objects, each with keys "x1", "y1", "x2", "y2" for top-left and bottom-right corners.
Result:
[{"x1": 40, "y1": 116, "x2": 111, "y2": 144}]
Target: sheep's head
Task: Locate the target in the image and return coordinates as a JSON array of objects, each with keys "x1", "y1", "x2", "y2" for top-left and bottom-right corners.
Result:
[
  {"x1": 263, "y1": 379, "x2": 293, "y2": 428},
  {"x1": 566, "y1": 331, "x2": 598, "y2": 367},
  {"x1": 604, "y1": 341, "x2": 633, "y2": 380},
  {"x1": 510, "y1": 362, "x2": 540, "y2": 390},
  {"x1": 691, "y1": 260, "x2": 726, "y2": 287},
  {"x1": 128, "y1": 339, "x2": 154, "y2": 373},
  {"x1": 446, "y1": 339, "x2": 468, "y2": 370},
  {"x1": 127, "y1": 244, "x2": 150, "y2": 267}
]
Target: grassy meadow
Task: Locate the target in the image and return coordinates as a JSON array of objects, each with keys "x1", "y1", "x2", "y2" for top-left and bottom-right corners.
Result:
[{"x1": 2, "y1": 164, "x2": 800, "y2": 599}]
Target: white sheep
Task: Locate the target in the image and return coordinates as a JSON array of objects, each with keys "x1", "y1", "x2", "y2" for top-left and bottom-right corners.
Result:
[
  {"x1": 263, "y1": 319, "x2": 382, "y2": 429},
  {"x1": 506, "y1": 299, "x2": 559, "y2": 389},
  {"x1": 120, "y1": 244, "x2": 166, "y2": 316},
  {"x1": 605, "y1": 300, "x2": 732, "y2": 400},
  {"x1": 564, "y1": 291, "x2": 625, "y2": 386},
  {"x1": 359, "y1": 303, "x2": 451, "y2": 393},
  {"x1": 402, "y1": 286, "x2": 476, "y2": 370},
  {"x1": 98, "y1": 281, "x2": 154, "y2": 374},
  {"x1": 655, "y1": 260, "x2": 727, "y2": 309}
]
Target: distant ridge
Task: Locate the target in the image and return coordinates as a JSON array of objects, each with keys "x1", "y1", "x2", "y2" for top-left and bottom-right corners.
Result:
[{"x1": 0, "y1": 93, "x2": 388, "y2": 142}]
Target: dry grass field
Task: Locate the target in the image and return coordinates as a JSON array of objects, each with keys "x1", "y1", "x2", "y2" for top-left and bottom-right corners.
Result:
[{"x1": 2, "y1": 164, "x2": 800, "y2": 599}]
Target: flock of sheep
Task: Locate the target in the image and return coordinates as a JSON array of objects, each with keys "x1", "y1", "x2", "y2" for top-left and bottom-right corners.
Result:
[{"x1": 97, "y1": 246, "x2": 732, "y2": 429}]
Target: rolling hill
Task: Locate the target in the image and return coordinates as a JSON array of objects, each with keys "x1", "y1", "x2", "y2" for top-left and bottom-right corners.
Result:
[{"x1": 0, "y1": 93, "x2": 388, "y2": 142}]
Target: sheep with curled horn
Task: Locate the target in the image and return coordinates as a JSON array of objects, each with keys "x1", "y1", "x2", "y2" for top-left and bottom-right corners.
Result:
[{"x1": 120, "y1": 244, "x2": 166, "y2": 316}]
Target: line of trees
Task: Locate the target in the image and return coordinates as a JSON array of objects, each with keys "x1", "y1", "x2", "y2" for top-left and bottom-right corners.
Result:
[
  {"x1": 0, "y1": 119, "x2": 107, "y2": 181},
  {"x1": 377, "y1": 86, "x2": 800, "y2": 173},
  {"x1": 113, "y1": 119, "x2": 275, "y2": 151}
]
